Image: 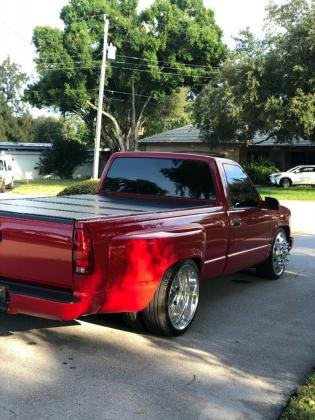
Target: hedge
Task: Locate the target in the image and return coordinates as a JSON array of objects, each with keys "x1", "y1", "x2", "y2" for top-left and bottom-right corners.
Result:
[
  {"x1": 243, "y1": 159, "x2": 279, "y2": 185},
  {"x1": 57, "y1": 179, "x2": 99, "y2": 196}
]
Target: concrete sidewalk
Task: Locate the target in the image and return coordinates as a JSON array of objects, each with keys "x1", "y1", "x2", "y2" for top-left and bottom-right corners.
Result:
[{"x1": 280, "y1": 200, "x2": 315, "y2": 234}]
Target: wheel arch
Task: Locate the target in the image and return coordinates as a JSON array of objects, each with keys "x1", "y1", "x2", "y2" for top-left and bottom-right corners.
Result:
[
  {"x1": 190, "y1": 256, "x2": 202, "y2": 273},
  {"x1": 103, "y1": 225, "x2": 205, "y2": 313},
  {"x1": 279, "y1": 225, "x2": 293, "y2": 250},
  {"x1": 280, "y1": 177, "x2": 292, "y2": 187}
]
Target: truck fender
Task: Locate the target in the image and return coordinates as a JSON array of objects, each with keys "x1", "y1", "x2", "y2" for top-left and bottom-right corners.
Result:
[{"x1": 102, "y1": 224, "x2": 206, "y2": 313}]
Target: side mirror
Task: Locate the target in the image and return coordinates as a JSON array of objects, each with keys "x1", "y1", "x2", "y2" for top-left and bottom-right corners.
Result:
[
  {"x1": 7, "y1": 165, "x2": 12, "y2": 171},
  {"x1": 264, "y1": 196, "x2": 280, "y2": 210}
]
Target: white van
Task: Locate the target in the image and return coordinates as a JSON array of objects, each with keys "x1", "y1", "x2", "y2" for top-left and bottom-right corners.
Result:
[{"x1": 0, "y1": 153, "x2": 14, "y2": 192}]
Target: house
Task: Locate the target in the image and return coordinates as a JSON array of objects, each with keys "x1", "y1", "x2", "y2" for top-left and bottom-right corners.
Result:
[
  {"x1": 248, "y1": 134, "x2": 315, "y2": 170},
  {"x1": 140, "y1": 125, "x2": 315, "y2": 170},
  {"x1": 0, "y1": 142, "x2": 97, "y2": 180},
  {"x1": 0, "y1": 142, "x2": 52, "y2": 180}
]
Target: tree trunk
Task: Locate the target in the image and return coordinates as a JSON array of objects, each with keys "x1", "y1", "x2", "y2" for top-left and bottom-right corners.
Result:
[{"x1": 88, "y1": 92, "x2": 152, "y2": 152}]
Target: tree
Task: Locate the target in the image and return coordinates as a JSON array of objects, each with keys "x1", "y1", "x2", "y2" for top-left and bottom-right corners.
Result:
[
  {"x1": 0, "y1": 57, "x2": 28, "y2": 115},
  {"x1": 36, "y1": 136, "x2": 89, "y2": 179},
  {"x1": 31, "y1": 115, "x2": 90, "y2": 144},
  {"x1": 0, "y1": 57, "x2": 32, "y2": 141},
  {"x1": 144, "y1": 87, "x2": 193, "y2": 137},
  {"x1": 194, "y1": 0, "x2": 315, "y2": 144},
  {"x1": 31, "y1": 116, "x2": 66, "y2": 143},
  {"x1": 33, "y1": 115, "x2": 90, "y2": 178},
  {"x1": 26, "y1": 0, "x2": 225, "y2": 151}
]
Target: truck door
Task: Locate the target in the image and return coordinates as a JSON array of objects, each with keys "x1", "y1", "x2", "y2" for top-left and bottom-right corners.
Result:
[{"x1": 222, "y1": 163, "x2": 272, "y2": 274}]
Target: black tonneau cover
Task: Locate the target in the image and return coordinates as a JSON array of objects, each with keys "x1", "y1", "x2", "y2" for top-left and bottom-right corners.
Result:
[{"x1": 0, "y1": 194, "x2": 203, "y2": 222}]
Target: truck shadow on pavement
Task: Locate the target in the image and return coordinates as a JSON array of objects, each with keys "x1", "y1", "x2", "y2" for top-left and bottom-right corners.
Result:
[{"x1": 0, "y1": 315, "x2": 79, "y2": 337}]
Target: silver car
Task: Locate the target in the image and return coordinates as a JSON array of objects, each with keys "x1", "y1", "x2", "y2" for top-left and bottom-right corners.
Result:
[{"x1": 270, "y1": 165, "x2": 315, "y2": 188}]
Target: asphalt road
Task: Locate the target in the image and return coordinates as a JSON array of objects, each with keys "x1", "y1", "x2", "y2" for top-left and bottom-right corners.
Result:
[{"x1": 0, "y1": 201, "x2": 314, "y2": 419}]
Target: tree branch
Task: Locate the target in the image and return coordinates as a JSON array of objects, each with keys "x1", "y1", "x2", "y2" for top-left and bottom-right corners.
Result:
[
  {"x1": 253, "y1": 132, "x2": 275, "y2": 145},
  {"x1": 87, "y1": 100, "x2": 125, "y2": 151},
  {"x1": 134, "y1": 94, "x2": 152, "y2": 146},
  {"x1": 137, "y1": 94, "x2": 152, "y2": 127}
]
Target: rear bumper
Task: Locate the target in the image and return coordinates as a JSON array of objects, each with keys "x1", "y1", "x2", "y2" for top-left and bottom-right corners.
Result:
[{"x1": 0, "y1": 278, "x2": 103, "y2": 321}]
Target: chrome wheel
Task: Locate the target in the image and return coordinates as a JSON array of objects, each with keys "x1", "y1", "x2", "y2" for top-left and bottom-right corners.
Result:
[
  {"x1": 168, "y1": 263, "x2": 199, "y2": 331},
  {"x1": 272, "y1": 230, "x2": 290, "y2": 276}
]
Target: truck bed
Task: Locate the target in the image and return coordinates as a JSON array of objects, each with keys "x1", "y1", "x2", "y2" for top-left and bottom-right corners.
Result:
[{"x1": 0, "y1": 194, "x2": 202, "y2": 222}]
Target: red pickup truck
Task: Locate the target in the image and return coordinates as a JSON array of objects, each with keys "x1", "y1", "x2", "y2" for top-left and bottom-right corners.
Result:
[{"x1": 0, "y1": 152, "x2": 292, "y2": 336}]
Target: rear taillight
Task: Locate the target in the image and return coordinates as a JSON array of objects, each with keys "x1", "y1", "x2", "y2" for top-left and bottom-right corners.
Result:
[{"x1": 73, "y1": 228, "x2": 94, "y2": 274}]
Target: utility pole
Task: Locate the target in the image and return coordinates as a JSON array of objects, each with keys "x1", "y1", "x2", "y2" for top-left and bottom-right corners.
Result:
[{"x1": 93, "y1": 15, "x2": 109, "y2": 179}]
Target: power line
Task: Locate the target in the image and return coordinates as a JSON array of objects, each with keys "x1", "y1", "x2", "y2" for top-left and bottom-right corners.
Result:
[
  {"x1": 109, "y1": 64, "x2": 212, "y2": 79},
  {"x1": 106, "y1": 59, "x2": 211, "y2": 73},
  {"x1": 26, "y1": 87, "x2": 153, "y2": 99},
  {"x1": 42, "y1": 55, "x2": 212, "y2": 72},
  {"x1": 43, "y1": 59, "x2": 211, "y2": 75},
  {"x1": 41, "y1": 60, "x2": 212, "y2": 80},
  {"x1": 0, "y1": 17, "x2": 32, "y2": 46},
  {"x1": 116, "y1": 53, "x2": 211, "y2": 69},
  {"x1": 104, "y1": 89, "x2": 151, "y2": 98}
]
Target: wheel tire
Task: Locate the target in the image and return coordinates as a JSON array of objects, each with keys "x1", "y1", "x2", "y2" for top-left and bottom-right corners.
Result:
[
  {"x1": 7, "y1": 178, "x2": 14, "y2": 190},
  {"x1": 121, "y1": 312, "x2": 147, "y2": 332},
  {"x1": 142, "y1": 260, "x2": 200, "y2": 337},
  {"x1": 280, "y1": 178, "x2": 291, "y2": 188},
  {"x1": 0, "y1": 180, "x2": 5, "y2": 193},
  {"x1": 256, "y1": 228, "x2": 289, "y2": 280}
]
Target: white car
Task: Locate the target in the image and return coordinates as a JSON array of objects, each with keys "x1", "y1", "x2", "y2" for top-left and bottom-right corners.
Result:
[
  {"x1": 270, "y1": 165, "x2": 315, "y2": 188},
  {"x1": 0, "y1": 153, "x2": 14, "y2": 192}
]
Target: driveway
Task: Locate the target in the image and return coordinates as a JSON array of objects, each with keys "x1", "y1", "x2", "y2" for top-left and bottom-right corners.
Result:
[
  {"x1": 0, "y1": 201, "x2": 315, "y2": 419},
  {"x1": 280, "y1": 200, "x2": 315, "y2": 234}
]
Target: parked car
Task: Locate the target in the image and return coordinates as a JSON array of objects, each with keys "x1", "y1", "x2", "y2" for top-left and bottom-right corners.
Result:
[
  {"x1": 0, "y1": 153, "x2": 14, "y2": 192},
  {"x1": 0, "y1": 152, "x2": 292, "y2": 336},
  {"x1": 270, "y1": 165, "x2": 315, "y2": 188}
]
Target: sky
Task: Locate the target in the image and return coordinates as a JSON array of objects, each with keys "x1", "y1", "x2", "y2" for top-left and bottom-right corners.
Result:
[{"x1": 0, "y1": 0, "x2": 277, "y2": 78}]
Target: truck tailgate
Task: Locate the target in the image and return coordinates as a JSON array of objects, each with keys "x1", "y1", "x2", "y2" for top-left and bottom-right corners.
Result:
[{"x1": 0, "y1": 215, "x2": 74, "y2": 289}]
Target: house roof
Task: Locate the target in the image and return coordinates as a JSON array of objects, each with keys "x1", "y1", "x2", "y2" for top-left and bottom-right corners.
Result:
[
  {"x1": 141, "y1": 125, "x2": 201, "y2": 144},
  {"x1": 0, "y1": 142, "x2": 52, "y2": 151},
  {"x1": 141, "y1": 125, "x2": 314, "y2": 147},
  {"x1": 251, "y1": 134, "x2": 313, "y2": 147}
]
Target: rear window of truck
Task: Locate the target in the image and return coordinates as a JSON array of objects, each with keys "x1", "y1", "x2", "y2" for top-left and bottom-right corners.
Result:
[{"x1": 102, "y1": 157, "x2": 216, "y2": 201}]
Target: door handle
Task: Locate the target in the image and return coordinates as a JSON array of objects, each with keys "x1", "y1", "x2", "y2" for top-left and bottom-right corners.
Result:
[{"x1": 231, "y1": 218, "x2": 241, "y2": 227}]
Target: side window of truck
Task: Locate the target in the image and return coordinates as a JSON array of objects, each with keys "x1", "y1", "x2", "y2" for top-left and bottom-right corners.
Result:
[
  {"x1": 223, "y1": 164, "x2": 259, "y2": 208},
  {"x1": 0, "y1": 160, "x2": 3, "y2": 171}
]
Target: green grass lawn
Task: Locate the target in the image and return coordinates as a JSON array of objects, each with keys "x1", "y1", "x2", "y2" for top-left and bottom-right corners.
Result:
[
  {"x1": 258, "y1": 186, "x2": 315, "y2": 201},
  {"x1": 7, "y1": 180, "x2": 315, "y2": 200},
  {"x1": 12, "y1": 179, "x2": 79, "y2": 196},
  {"x1": 281, "y1": 373, "x2": 315, "y2": 419}
]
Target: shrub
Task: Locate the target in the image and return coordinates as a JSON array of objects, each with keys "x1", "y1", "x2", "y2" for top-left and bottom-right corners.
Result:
[
  {"x1": 243, "y1": 159, "x2": 279, "y2": 185},
  {"x1": 280, "y1": 373, "x2": 315, "y2": 419},
  {"x1": 57, "y1": 179, "x2": 99, "y2": 196},
  {"x1": 37, "y1": 136, "x2": 89, "y2": 179}
]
